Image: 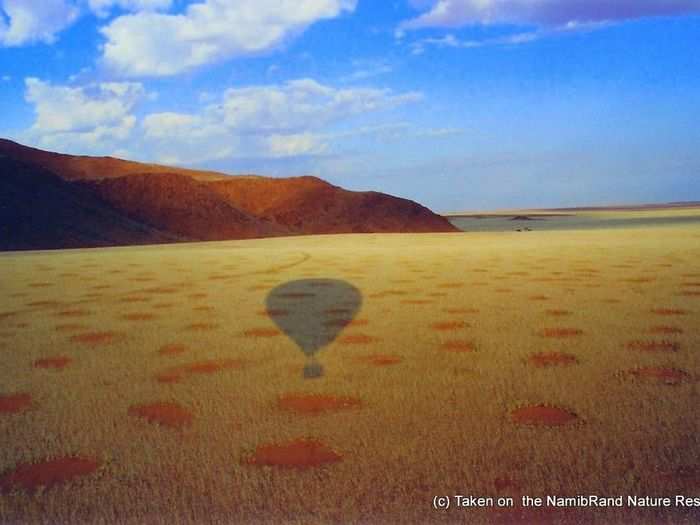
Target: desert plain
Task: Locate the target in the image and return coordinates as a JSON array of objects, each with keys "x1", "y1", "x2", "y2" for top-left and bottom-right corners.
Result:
[{"x1": 1, "y1": 210, "x2": 699, "y2": 524}]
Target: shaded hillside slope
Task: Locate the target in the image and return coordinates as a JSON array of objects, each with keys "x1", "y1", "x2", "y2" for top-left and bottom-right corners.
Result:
[
  {"x1": 210, "y1": 176, "x2": 457, "y2": 233},
  {"x1": 83, "y1": 173, "x2": 286, "y2": 241},
  {"x1": 0, "y1": 158, "x2": 180, "y2": 251}
]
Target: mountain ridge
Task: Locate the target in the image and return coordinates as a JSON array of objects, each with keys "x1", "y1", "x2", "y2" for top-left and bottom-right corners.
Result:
[{"x1": 0, "y1": 138, "x2": 458, "y2": 251}]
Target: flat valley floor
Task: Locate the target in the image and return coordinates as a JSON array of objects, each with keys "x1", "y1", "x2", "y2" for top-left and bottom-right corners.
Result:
[{"x1": 1, "y1": 225, "x2": 699, "y2": 524}]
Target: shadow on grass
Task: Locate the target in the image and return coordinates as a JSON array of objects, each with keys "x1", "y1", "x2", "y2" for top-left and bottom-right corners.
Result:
[{"x1": 266, "y1": 279, "x2": 362, "y2": 379}]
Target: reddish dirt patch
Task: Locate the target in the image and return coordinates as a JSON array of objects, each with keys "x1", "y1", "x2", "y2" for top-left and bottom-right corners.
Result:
[
  {"x1": 651, "y1": 308, "x2": 688, "y2": 316},
  {"x1": 0, "y1": 457, "x2": 99, "y2": 493},
  {"x1": 158, "y1": 343, "x2": 187, "y2": 356},
  {"x1": 545, "y1": 309, "x2": 572, "y2": 317},
  {"x1": 528, "y1": 295, "x2": 549, "y2": 301},
  {"x1": 622, "y1": 367, "x2": 691, "y2": 386},
  {"x1": 437, "y1": 282, "x2": 464, "y2": 289},
  {"x1": 188, "y1": 293, "x2": 208, "y2": 299},
  {"x1": 34, "y1": 356, "x2": 72, "y2": 369},
  {"x1": 119, "y1": 296, "x2": 150, "y2": 303},
  {"x1": 0, "y1": 393, "x2": 32, "y2": 414},
  {"x1": 70, "y1": 331, "x2": 119, "y2": 346},
  {"x1": 338, "y1": 334, "x2": 380, "y2": 345},
  {"x1": 56, "y1": 309, "x2": 91, "y2": 318},
  {"x1": 440, "y1": 341, "x2": 476, "y2": 353},
  {"x1": 155, "y1": 359, "x2": 245, "y2": 383},
  {"x1": 54, "y1": 323, "x2": 88, "y2": 333},
  {"x1": 401, "y1": 299, "x2": 434, "y2": 305},
  {"x1": 356, "y1": 354, "x2": 402, "y2": 366},
  {"x1": 143, "y1": 286, "x2": 182, "y2": 294},
  {"x1": 242, "y1": 328, "x2": 282, "y2": 338},
  {"x1": 152, "y1": 303, "x2": 175, "y2": 309},
  {"x1": 185, "y1": 323, "x2": 219, "y2": 331},
  {"x1": 128, "y1": 402, "x2": 193, "y2": 429},
  {"x1": 649, "y1": 326, "x2": 683, "y2": 335},
  {"x1": 539, "y1": 328, "x2": 583, "y2": 338},
  {"x1": 27, "y1": 300, "x2": 63, "y2": 308},
  {"x1": 679, "y1": 291, "x2": 700, "y2": 297},
  {"x1": 511, "y1": 405, "x2": 578, "y2": 426},
  {"x1": 626, "y1": 340, "x2": 680, "y2": 352},
  {"x1": 432, "y1": 321, "x2": 469, "y2": 331},
  {"x1": 443, "y1": 308, "x2": 480, "y2": 315},
  {"x1": 278, "y1": 393, "x2": 362, "y2": 414},
  {"x1": 244, "y1": 438, "x2": 342, "y2": 469},
  {"x1": 528, "y1": 352, "x2": 578, "y2": 368},
  {"x1": 121, "y1": 312, "x2": 156, "y2": 321}
]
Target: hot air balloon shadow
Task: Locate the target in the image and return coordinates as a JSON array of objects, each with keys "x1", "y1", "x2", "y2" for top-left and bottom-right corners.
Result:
[{"x1": 266, "y1": 279, "x2": 362, "y2": 379}]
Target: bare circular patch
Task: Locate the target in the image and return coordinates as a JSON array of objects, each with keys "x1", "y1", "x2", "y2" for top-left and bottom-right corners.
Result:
[
  {"x1": 626, "y1": 340, "x2": 680, "y2": 352},
  {"x1": 539, "y1": 328, "x2": 583, "y2": 338},
  {"x1": 185, "y1": 323, "x2": 219, "y2": 331},
  {"x1": 622, "y1": 367, "x2": 691, "y2": 385},
  {"x1": 511, "y1": 405, "x2": 578, "y2": 426},
  {"x1": 242, "y1": 328, "x2": 282, "y2": 338},
  {"x1": 357, "y1": 354, "x2": 402, "y2": 366},
  {"x1": 34, "y1": 356, "x2": 72, "y2": 369},
  {"x1": 70, "y1": 331, "x2": 119, "y2": 346},
  {"x1": 56, "y1": 309, "x2": 91, "y2": 318},
  {"x1": 528, "y1": 352, "x2": 577, "y2": 368},
  {"x1": 649, "y1": 326, "x2": 683, "y2": 335},
  {"x1": 121, "y1": 312, "x2": 157, "y2": 321},
  {"x1": 155, "y1": 359, "x2": 245, "y2": 383},
  {"x1": 443, "y1": 308, "x2": 480, "y2": 315},
  {"x1": 651, "y1": 308, "x2": 688, "y2": 316},
  {"x1": 244, "y1": 438, "x2": 342, "y2": 468},
  {"x1": 54, "y1": 323, "x2": 87, "y2": 333},
  {"x1": 128, "y1": 402, "x2": 193, "y2": 429},
  {"x1": 278, "y1": 393, "x2": 362, "y2": 414},
  {"x1": 0, "y1": 393, "x2": 31, "y2": 414},
  {"x1": 545, "y1": 309, "x2": 572, "y2": 317},
  {"x1": 432, "y1": 321, "x2": 469, "y2": 331},
  {"x1": 440, "y1": 341, "x2": 476, "y2": 353},
  {"x1": 158, "y1": 343, "x2": 187, "y2": 356},
  {"x1": 0, "y1": 457, "x2": 99, "y2": 493},
  {"x1": 338, "y1": 334, "x2": 380, "y2": 345}
]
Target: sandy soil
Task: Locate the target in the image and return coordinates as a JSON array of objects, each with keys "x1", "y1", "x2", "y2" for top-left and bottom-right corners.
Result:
[{"x1": 1, "y1": 226, "x2": 699, "y2": 524}]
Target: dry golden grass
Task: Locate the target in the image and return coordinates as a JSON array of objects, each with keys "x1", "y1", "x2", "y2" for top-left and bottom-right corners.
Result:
[{"x1": 1, "y1": 225, "x2": 699, "y2": 524}]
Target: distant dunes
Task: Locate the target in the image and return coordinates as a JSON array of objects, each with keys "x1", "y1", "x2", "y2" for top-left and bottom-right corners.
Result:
[{"x1": 0, "y1": 139, "x2": 457, "y2": 250}]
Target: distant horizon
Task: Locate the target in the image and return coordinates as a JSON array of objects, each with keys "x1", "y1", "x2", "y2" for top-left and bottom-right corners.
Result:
[{"x1": 1, "y1": 2, "x2": 699, "y2": 211}]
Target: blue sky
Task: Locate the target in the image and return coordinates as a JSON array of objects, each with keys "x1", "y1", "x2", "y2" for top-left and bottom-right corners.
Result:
[{"x1": 1, "y1": 0, "x2": 699, "y2": 212}]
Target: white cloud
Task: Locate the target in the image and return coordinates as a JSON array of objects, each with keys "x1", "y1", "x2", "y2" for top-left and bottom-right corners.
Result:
[
  {"x1": 24, "y1": 78, "x2": 145, "y2": 153},
  {"x1": 100, "y1": 0, "x2": 358, "y2": 77},
  {"x1": 402, "y1": 0, "x2": 700, "y2": 30},
  {"x1": 217, "y1": 78, "x2": 422, "y2": 133},
  {"x1": 141, "y1": 78, "x2": 422, "y2": 163},
  {"x1": 88, "y1": 0, "x2": 173, "y2": 17},
  {"x1": 0, "y1": 0, "x2": 79, "y2": 46},
  {"x1": 410, "y1": 31, "x2": 539, "y2": 54},
  {"x1": 20, "y1": 77, "x2": 421, "y2": 163}
]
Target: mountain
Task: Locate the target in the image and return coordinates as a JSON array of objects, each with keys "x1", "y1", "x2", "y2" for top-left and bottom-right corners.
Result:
[{"x1": 0, "y1": 139, "x2": 458, "y2": 251}]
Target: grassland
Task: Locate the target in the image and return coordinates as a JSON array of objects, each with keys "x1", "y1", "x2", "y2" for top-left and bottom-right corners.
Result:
[{"x1": 1, "y1": 223, "x2": 699, "y2": 524}]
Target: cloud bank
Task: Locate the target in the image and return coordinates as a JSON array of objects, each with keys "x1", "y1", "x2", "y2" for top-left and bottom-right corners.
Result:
[
  {"x1": 100, "y1": 0, "x2": 358, "y2": 76},
  {"x1": 402, "y1": 0, "x2": 700, "y2": 30}
]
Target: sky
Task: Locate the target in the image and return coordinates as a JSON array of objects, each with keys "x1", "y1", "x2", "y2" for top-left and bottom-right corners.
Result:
[{"x1": 1, "y1": 0, "x2": 699, "y2": 212}]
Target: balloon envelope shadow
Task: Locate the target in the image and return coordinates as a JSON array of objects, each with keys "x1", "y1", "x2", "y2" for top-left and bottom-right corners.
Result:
[{"x1": 266, "y1": 279, "x2": 362, "y2": 379}]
